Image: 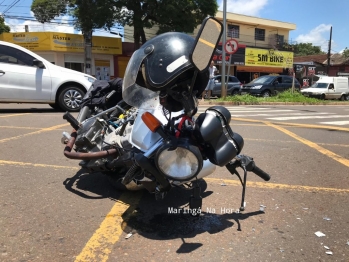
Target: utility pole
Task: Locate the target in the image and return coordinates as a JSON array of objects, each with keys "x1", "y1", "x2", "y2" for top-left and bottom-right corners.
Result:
[
  {"x1": 327, "y1": 26, "x2": 332, "y2": 75},
  {"x1": 83, "y1": 30, "x2": 92, "y2": 75},
  {"x1": 221, "y1": 0, "x2": 227, "y2": 98}
]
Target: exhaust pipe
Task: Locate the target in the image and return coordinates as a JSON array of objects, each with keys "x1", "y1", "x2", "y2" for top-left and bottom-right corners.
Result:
[{"x1": 63, "y1": 130, "x2": 119, "y2": 160}]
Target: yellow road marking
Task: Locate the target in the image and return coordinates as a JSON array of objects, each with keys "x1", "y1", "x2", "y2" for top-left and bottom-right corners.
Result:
[
  {"x1": 198, "y1": 38, "x2": 215, "y2": 48},
  {"x1": 1, "y1": 159, "x2": 348, "y2": 194},
  {"x1": 75, "y1": 191, "x2": 143, "y2": 262},
  {"x1": 0, "y1": 123, "x2": 69, "y2": 143},
  {"x1": 0, "y1": 125, "x2": 43, "y2": 130},
  {"x1": 0, "y1": 113, "x2": 31, "y2": 118},
  {"x1": 0, "y1": 160, "x2": 79, "y2": 170},
  {"x1": 206, "y1": 178, "x2": 349, "y2": 194},
  {"x1": 231, "y1": 117, "x2": 349, "y2": 132},
  {"x1": 264, "y1": 121, "x2": 349, "y2": 168}
]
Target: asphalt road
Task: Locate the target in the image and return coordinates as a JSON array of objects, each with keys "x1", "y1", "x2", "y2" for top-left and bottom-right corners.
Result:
[{"x1": 0, "y1": 103, "x2": 348, "y2": 262}]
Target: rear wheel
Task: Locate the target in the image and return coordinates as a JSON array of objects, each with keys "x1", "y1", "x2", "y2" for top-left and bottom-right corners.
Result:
[
  {"x1": 262, "y1": 90, "x2": 270, "y2": 97},
  {"x1": 58, "y1": 86, "x2": 85, "y2": 112}
]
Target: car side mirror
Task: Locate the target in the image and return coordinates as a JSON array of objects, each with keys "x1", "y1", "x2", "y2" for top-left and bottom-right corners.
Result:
[{"x1": 33, "y1": 59, "x2": 45, "y2": 69}]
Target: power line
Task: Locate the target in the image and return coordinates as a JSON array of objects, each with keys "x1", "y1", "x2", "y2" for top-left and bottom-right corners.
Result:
[{"x1": 2, "y1": 0, "x2": 21, "y2": 14}]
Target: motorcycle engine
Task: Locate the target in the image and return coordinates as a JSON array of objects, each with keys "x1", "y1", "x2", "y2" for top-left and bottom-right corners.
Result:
[{"x1": 75, "y1": 117, "x2": 119, "y2": 152}]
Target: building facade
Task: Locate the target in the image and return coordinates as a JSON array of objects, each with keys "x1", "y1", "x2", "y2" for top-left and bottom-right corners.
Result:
[
  {"x1": 121, "y1": 11, "x2": 297, "y2": 83},
  {"x1": 0, "y1": 32, "x2": 122, "y2": 80}
]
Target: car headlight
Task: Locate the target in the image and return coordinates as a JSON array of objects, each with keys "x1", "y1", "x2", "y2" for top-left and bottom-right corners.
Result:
[
  {"x1": 251, "y1": 85, "x2": 263, "y2": 89},
  {"x1": 85, "y1": 76, "x2": 96, "y2": 83},
  {"x1": 155, "y1": 139, "x2": 203, "y2": 181}
]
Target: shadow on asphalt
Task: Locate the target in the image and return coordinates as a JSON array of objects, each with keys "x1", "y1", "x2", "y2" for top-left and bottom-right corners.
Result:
[{"x1": 63, "y1": 169, "x2": 265, "y2": 253}]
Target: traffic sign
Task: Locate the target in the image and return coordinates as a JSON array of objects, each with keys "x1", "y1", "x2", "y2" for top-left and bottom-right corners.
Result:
[{"x1": 224, "y1": 39, "x2": 238, "y2": 55}]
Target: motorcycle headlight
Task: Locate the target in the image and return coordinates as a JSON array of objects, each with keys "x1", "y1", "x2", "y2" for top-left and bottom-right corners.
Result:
[{"x1": 155, "y1": 139, "x2": 203, "y2": 181}]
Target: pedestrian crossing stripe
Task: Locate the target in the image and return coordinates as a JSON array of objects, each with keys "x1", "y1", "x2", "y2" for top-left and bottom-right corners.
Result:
[{"x1": 319, "y1": 121, "x2": 349, "y2": 126}]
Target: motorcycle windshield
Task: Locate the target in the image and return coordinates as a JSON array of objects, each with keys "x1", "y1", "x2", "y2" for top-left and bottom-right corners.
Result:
[{"x1": 122, "y1": 49, "x2": 158, "y2": 109}]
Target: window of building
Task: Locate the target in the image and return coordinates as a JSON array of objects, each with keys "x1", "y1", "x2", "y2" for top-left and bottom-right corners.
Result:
[
  {"x1": 255, "y1": 28, "x2": 265, "y2": 41},
  {"x1": 228, "y1": 25, "x2": 239, "y2": 38},
  {"x1": 276, "y1": 34, "x2": 284, "y2": 45},
  {"x1": 65, "y1": 62, "x2": 84, "y2": 72}
]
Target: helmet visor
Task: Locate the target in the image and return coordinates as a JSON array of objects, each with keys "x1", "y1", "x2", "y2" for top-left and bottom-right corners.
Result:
[{"x1": 122, "y1": 49, "x2": 158, "y2": 108}]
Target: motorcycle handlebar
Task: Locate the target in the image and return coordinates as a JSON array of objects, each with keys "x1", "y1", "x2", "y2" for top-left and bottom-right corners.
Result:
[
  {"x1": 226, "y1": 155, "x2": 271, "y2": 182},
  {"x1": 251, "y1": 165, "x2": 270, "y2": 181}
]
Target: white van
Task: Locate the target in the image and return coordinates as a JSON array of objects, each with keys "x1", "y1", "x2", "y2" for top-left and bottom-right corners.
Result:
[
  {"x1": 301, "y1": 76, "x2": 349, "y2": 101},
  {"x1": 0, "y1": 41, "x2": 96, "y2": 111}
]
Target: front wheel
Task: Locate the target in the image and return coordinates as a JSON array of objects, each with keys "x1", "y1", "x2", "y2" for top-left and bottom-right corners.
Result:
[
  {"x1": 231, "y1": 89, "x2": 239, "y2": 96},
  {"x1": 58, "y1": 86, "x2": 85, "y2": 112},
  {"x1": 262, "y1": 91, "x2": 270, "y2": 97}
]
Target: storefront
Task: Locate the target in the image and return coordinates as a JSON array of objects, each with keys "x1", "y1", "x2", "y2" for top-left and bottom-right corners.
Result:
[
  {"x1": 213, "y1": 43, "x2": 294, "y2": 84},
  {"x1": 0, "y1": 32, "x2": 122, "y2": 79}
]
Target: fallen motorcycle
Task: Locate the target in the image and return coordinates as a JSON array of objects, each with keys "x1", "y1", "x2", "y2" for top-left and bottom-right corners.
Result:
[{"x1": 61, "y1": 17, "x2": 270, "y2": 215}]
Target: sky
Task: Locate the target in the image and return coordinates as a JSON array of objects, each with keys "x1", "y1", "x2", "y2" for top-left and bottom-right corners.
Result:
[{"x1": 1, "y1": 0, "x2": 348, "y2": 54}]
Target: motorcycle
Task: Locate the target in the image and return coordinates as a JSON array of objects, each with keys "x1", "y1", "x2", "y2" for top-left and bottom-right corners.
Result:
[{"x1": 61, "y1": 17, "x2": 271, "y2": 216}]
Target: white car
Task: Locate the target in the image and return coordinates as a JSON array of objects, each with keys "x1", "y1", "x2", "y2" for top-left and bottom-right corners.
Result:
[{"x1": 0, "y1": 40, "x2": 95, "y2": 112}]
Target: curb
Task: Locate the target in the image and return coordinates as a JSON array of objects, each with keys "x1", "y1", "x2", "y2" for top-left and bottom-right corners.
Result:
[{"x1": 198, "y1": 101, "x2": 349, "y2": 106}]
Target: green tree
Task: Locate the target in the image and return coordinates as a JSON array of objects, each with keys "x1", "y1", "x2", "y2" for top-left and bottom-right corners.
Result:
[
  {"x1": 343, "y1": 47, "x2": 349, "y2": 59},
  {"x1": 0, "y1": 16, "x2": 11, "y2": 34},
  {"x1": 291, "y1": 43, "x2": 326, "y2": 56},
  {"x1": 113, "y1": 0, "x2": 218, "y2": 49},
  {"x1": 31, "y1": 0, "x2": 116, "y2": 74}
]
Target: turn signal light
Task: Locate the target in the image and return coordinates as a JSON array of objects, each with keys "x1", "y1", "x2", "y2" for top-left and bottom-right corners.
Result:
[{"x1": 141, "y1": 112, "x2": 162, "y2": 132}]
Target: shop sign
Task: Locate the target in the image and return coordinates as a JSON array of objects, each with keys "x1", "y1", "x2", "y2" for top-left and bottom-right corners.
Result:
[
  {"x1": 245, "y1": 48, "x2": 293, "y2": 68},
  {"x1": 0, "y1": 32, "x2": 122, "y2": 55}
]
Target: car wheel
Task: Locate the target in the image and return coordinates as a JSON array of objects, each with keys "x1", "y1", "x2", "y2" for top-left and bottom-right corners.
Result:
[
  {"x1": 231, "y1": 89, "x2": 239, "y2": 96},
  {"x1": 320, "y1": 94, "x2": 325, "y2": 100},
  {"x1": 340, "y1": 95, "x2": 345, "y2": 101},
  {"x1": 58, "y1": 86, "x2": 85, "y2": 112},
  {"x1": 262, "y1": 91, "x2": 270, "y2": 97},
  {"x1": 49, "y1": 103, "x2": 61, "y2": 110}
]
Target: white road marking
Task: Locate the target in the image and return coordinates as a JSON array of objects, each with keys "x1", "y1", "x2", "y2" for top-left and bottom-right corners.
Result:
[
  {"x1": 267, "y1": 115, "x2": 348, "y2": 121},
  {"x1": 230, "y1": 112, "x2": 334, "y2": 117},
  {"x1": 319, "y1": 121, "x2": 349, "y2": 126}
]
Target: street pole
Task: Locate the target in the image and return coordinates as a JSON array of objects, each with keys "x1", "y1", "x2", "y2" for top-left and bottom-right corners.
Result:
[
  {"x1": 221, "y1": 0, "x2": 227, "y2": 98},
  {"x1": 84, "y1": 30, "x2": 92, "y2": 75},
  {"x1": 327, "y1": 26, "x2": 332, "y2": 75}
]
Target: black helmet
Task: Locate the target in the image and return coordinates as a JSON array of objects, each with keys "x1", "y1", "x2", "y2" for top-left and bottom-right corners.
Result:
[{"x1": 122, "y1": 32, "x2": 209, "y2": 111}]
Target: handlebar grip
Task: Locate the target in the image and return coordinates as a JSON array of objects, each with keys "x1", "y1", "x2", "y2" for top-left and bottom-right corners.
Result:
[
  {"x1": 63, "y1": 112, "x2": 80, "y2": 130},
  {"x1": 252, "y1": 165, "x2": 271, "y2": 181}
]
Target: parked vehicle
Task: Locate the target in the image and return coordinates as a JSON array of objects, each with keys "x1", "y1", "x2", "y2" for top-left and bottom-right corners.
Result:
[
  {"x1": 240, "y1": 75, "x2": 301, "y2": 97},
  {"x1": 211, "y1": 75, "x2": 242, "y2": 97},
  {"x1": 301, "y1": 76, "x2": 349, "y2": 100},
  {"x1": 0, "y1": 40, "x2": 96, "y2": 112},
  {"x1": 61, "y1": 17, "x2": 270, "y2": 216}
]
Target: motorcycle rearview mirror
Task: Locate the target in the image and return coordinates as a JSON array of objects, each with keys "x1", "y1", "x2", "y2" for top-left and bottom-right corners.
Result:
[{"x1": 189, "y1": 17, "x2": 223, "y2": 72}]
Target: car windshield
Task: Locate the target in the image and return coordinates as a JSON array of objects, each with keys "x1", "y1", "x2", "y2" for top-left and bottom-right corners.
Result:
[
  {"x1": 311, "y1": 82, "x2": 329, "y2": 88},
  {"x1": 250, "y1": 75, "x2": 275, "y2": 84}
]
